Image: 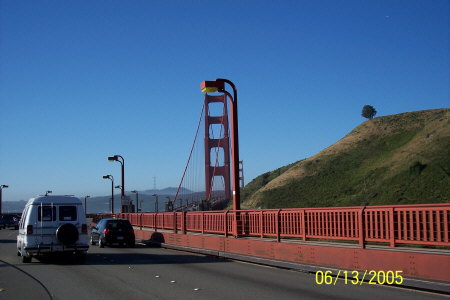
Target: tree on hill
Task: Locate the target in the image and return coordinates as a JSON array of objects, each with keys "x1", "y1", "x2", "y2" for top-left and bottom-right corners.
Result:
[{"x1": 362, "y1": 105, "x2": 377, "y2": 120}]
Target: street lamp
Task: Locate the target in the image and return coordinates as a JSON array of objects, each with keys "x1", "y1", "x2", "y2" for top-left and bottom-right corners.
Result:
[
  {"x1": 108, "y1": 154, "x2": 131, "y2": 212},
  {"x1": 200, "y1": 78, "x2": 241, "y2": 211},
  {"x1": 131, "y1": 190, "x2": 139, "y2": 213},
  {"x1": 108, "y1": 155, "x2": 127, "y2": 212},
  {"x1": 84, "y1": 195, "x2": 90, "y2": 215},
  {"x1": 114, "y1": 185, "x2": 125, "y2": 210},
  {"x1": 103, "y1": 175, "x2": 114, "y2": 214},
  {"x1": 152, "y1": 194, "x2": 159, "y2": 213},
  {"x1": 0, "y1": 185, "x2": 9, "y2": 216},
  {"x1": 165, "y1": 196, "x2": 172, "y2": 212}
]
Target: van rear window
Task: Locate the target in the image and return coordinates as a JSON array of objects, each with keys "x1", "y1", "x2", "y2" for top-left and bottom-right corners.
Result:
[
  {"x1": 38, "y1": 206, "x2": 56, "y2": 221},
  {"x1": 59, "y1": 206, "x2": 77, "y2": 221}
]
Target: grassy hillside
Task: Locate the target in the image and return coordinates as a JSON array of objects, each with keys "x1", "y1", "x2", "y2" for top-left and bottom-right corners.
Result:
[{"x1": 242, "y1": 109, "x2": 450, "y2": 209}]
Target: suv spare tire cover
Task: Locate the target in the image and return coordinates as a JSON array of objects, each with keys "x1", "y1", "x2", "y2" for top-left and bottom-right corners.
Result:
[{"x1": 56, "y1": 223, "x2": 79, "y2": 245}]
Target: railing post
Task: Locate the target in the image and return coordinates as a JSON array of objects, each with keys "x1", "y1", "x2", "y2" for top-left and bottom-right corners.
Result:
[
  {"x1": 201, "y1": 211, "x2": 204, "y2": 234},
  {"x1": 181, "y1": 211, "x2": 186, "y2": 234},
  {"x1": 260, "y1": 210, "x2": 264, "y2": 238},
  {"x1": 389, "y1": 208, "x2": 395, "y2": 247},
  {"x1": 233, "y1": 210, "x2": 238, "y2": 238},
  {"x1": 302, "y1": 209, "x2": 306, "y2": 241},
  {"x1": 276, "y1": 209, "x2": 281, "y2": 242},
  {"x1": 444, "y1": 208, "x2": 449, "y2": 243},
  {"x1": 359, "y1": 207, "x2": 365, "y2": 248},
  {"x1": 173, "y1": 212, "x2": 177, "y2": 234},
  {"x1": 224, "y1": 211, "x2": 228, "y2": 238}
]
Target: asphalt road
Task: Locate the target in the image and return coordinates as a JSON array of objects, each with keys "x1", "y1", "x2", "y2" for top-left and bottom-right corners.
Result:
[{"x1": 0, "y1": 229, "x2": 447, "y2": 300}]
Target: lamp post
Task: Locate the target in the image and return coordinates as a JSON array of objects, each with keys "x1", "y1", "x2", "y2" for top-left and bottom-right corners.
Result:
[
  {"x1": 200, "y1": 78, "x2": 241, "y2": 211},
  {"x1": 103, "y1": 175, "x2": 114, "y2": 213},
  {"x1": 108, "y1": 155, "x2": 126, "y2": 211},
  {"x1": 84, "y1": 195, "x2": 90, "y2": 215},
  {"x1": 165, "y1": 196, "x2": 171, "y2": 212},
  {"x1": 0, "y1": 185, "x2": 9, "y2": 216},
  {"x1": 131, "y1": 190, "x2": 139, "y2": 213},
  {"x1": 152, "y1": 194, "x2": 159, "y2": 213}
]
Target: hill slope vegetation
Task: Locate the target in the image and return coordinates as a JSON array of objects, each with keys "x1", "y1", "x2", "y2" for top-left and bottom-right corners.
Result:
[{"x1": 242, "y1": 109, "x2": 450, "y2": 208}]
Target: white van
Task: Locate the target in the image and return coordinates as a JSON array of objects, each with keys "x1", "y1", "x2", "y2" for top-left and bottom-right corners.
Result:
[{"x1": 17, "y1": 195, "x2": 89, "y2": 263}]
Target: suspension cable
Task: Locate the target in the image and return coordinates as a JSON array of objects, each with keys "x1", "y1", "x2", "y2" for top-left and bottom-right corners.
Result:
[{"x1": 174, "y1": 103, "x2": 205, "y2": 203}]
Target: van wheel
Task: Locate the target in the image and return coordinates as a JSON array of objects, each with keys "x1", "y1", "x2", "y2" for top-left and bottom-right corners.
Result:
[
  {"x1": 99, "y1": 239, "x2": 105, "y2": 248},
  {"x1": 22, "y1": 255, "x2": 32, "y2": 263}
]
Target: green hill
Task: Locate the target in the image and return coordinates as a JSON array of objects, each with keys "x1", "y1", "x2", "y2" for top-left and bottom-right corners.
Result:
[{"x1": 242, "y1": 109, "x2": 450, "y2": 209}]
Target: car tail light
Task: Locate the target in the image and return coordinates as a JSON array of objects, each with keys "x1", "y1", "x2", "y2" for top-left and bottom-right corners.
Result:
[
  {"x1": 82, "y1": 224, "x2": 87, "y2": 233},
  {"x1": 129, "y1": 229, "x2": 134, "y2": 235},
  {"x1": 103, "y1": 228, "x2": 110, "y2": 235},
  {"x1": 27, "y1": 225, "x2": 33, "y2": 234}
]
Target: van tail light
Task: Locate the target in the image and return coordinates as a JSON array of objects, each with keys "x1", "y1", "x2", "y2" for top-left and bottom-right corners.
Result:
[
  {"x1": 27, "y1": 225, "x2": 33, "y2": 234},
  {"x1": 82, "y1": 224, "x2": 87, "y2": 234},
  {"x1": 103, "y1": 228, "x2": 110, "y2": 235}
]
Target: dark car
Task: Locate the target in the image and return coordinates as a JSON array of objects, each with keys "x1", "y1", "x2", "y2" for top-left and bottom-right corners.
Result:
[
  {"x1": 0, "y1": 214, "x2": 20, "y2": 229},
  {"x1": 90, "y1": 218, "x2": 135, "y2": 248}
]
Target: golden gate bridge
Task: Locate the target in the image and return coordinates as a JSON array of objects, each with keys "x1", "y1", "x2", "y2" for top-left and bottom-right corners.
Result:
[{"x1": 99, "y1": 78, "x2": 450, "y2": 293}]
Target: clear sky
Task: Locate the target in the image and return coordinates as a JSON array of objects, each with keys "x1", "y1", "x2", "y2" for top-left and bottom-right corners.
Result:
[{"x1": 1, "y1": 0, "x2": 448, "y2": 202}]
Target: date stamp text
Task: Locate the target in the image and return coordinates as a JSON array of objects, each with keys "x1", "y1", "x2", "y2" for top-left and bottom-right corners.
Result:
[{"x1": 315, "y1": 270, "x2": 404, "y2": 285}]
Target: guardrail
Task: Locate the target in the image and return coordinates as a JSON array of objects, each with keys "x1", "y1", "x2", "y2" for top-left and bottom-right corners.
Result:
[{"x1": 110, "y1": 203, "x2": 449, "y2": 249}]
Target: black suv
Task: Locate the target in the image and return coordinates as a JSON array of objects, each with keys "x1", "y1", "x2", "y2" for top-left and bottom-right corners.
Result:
[{"x1": 90, "y1": 218, "x2": 135, "y2": 248}]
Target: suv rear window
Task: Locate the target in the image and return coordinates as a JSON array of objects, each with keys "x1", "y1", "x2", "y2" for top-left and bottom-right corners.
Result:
[
  {"x1": 106, "y1": 220, "x2": 132, "y2": 229},
  {"x1": 59, "y1": 206, "x2": 77, "y2": 221}
]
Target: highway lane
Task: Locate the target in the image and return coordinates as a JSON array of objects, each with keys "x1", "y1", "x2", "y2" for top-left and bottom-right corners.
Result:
[{"x1": 0, "y1": 229, "x2": 447, "y2": 300}]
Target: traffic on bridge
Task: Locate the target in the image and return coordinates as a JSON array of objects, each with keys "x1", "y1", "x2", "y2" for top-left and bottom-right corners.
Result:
[{"x1": 0, "y1": 228, "x2": 447, "y2": 300}]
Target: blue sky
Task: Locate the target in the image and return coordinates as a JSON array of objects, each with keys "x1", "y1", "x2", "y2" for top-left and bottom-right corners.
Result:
[{"x1": 1, "y1": 0, "x2": 448, "y2": 202}]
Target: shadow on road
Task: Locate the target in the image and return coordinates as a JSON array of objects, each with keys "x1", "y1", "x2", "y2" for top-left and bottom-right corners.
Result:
[
  {"x1": 30, "y1": 244, "x2": 228, "y2": 266},
  {"x1": 2, "y1": 230, "x2": 228, "y2": 267},
  {"x1": 84, "y1": 252, "x2": 228, "y2": 266},
  {"x1": 0, "y1": 239, "x2": 17, "y2": 244}
]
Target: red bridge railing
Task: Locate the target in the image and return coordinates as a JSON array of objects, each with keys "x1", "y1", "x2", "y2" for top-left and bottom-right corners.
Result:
[{"x1": 113, "y1": 203, "x2": 450, "y2": 249}]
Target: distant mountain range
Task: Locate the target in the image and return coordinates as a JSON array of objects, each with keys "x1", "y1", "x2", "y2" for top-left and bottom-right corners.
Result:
[
  {"x1": 2, "y1": 200, "x2": 28, "y2": 213},
  {"x1": 140, "y1": 187, "x2": 191, "y2": 195}
]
